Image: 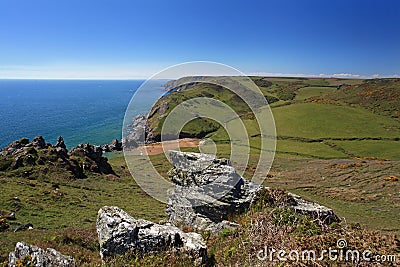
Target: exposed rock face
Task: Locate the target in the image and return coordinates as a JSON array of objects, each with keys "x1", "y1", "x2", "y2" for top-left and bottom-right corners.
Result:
[
  {"x1": 287, "y1": 192, "x2": 340, "y2": 224},
  {"x1": 254, "y1": 187, "x2": 340, "y2": 225},
  {"x1": 69, "y1": 143, "x2": 115, "y2": 175},
  {"x1": 31, "y1": 136, "x2": 48, "y2": 149},
  {"x1": 101, "y1": 139, "x2": 122, "y2": 152},
  {"x1": 1, "y1": 138, "x2": 34, "y2": 157},
  {"x1": 166, "y1": 151, "x2": 262, "y2": 233},
  {"x1": 163, "y1": 78, "x2": 201, "y2": 92},
  {"x1": 123, "y1": 114, "x2": 147, "y2": 149},
  {"x1": 96, "y1": 206, "x2": 207, "y2": 262},
  {"x1": 8, "y1": 242, "x2": 76, "y2": 267},
  {"x1": 55, "y1": 136, "x2": 67, "y2": 150},
  {"x1": 0, "y1": 136, "x2": 115, "y2": 178}
]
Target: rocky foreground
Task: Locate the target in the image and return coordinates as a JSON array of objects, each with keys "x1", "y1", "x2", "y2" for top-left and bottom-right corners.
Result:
[{"x1": 5, "y1": 150, "x2": 342, "y2": 266}]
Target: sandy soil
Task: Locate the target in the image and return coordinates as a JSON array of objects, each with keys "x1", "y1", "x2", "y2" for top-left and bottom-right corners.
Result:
[{"x1": 129, "y1": 138, "x2": 200, "y2": 155}]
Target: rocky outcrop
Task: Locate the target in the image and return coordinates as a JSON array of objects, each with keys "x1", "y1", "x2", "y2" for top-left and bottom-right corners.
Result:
[
  {"x1": 166, "y1": 151, "x2": 262, "y2": 233},
  {"x1": 96, "y1": 206, "x2": 206, "y2": 262},
  {"x1": 163, "y1": 78, "x2": 201, "y2": 92},
  {"x1": 101, "y1": 139, "x2": 122, "y2": 152},
  {"x1": 166, "y1": 151, "x2": 339, "y2": 233},
  {"x1": 287, "y1": 192, "x2": 340, "y2": 224},
  {"x1": 254, "y1": 78, "x2": 273, "y2": 88},
  {"x1": 31, "y1": 136, "x2": 48, "y2": 149},
  {"x1": 70, "y1": 143, "x2": 115, "y2": 175},
  {"x1": 55, "y1": 136, "x2": 67, "y2": 150},
  {"x1": 123, "y1": 114, "x2": 147, "y2": 148},
  {"x1": 8, "y1": 242, "x2": 76, "y2": 267},
  {"x1": 0, "y1": 136, "x2": 115, "y2": 178},
  {"x1": 253, "y1": 187, "x2": 340, "y2": 225}
]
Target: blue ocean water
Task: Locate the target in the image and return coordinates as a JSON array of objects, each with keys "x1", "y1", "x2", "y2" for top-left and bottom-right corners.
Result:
[{"x1": 0, "y1": 79, "x2": 161, "y2": 149}]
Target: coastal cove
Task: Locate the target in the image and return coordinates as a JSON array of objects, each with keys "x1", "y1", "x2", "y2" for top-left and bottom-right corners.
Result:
[{"x1": 0, "y1": 79, "x2": 162, "y2": 149}]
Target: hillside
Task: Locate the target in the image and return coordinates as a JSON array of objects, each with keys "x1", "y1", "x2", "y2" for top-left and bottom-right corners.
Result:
[
  {"x1": 141, "y1": 76, "x2": 400, "y2": 233},
  {"x1": 1, "y1": 77, "x2": 399, "y2": 266},
  {"x1": 148, "y1": 77, "x2": 399, "y2": 160},
  {"x1": 312, "y1": 78, "x2": 400, "y2": 119},
  {"x1": 1, "y1": 144, "x2": 398, "y2": 266}
]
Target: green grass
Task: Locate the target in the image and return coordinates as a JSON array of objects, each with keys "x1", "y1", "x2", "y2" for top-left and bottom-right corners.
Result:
[
  {"x1": 0, "y1": 156, "x2": 166, "y2": 263},
  {"x1": 139, "y1": 77, "x2": 400, "y2": 234},
  {"x1": 206, "y1": 188, "x2": 398, "y2": 267},
  {"x1": 333, "y1": 140, "x2": 400, "y2": 160},
  {"x1": 281, "y1": 188, "x2": 400, "y2": 232},
  {"x1": 266, "y1": 157, "x2": 400, "y2": 232},
  {"x1": 1, "y1": 76, "x2": 399, "y2": 266},
  {"x1": 272, "y1": 103, "x2": 400, "y2": 139},
  {"x1": 0, "y1": 154, "x2": 166, "y2": 266},
  {"x1": 319, "y1": 78, "x2": 400, "y2": 119},
  {"x1": 276, "y1": 139, "x2": 348, "y2": 159},
  {"x1": 295, "y1": 86, "x2": 337, "y2": 100}
]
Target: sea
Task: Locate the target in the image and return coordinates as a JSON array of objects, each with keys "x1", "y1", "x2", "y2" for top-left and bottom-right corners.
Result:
[{"x1": 0, "y1": 79, "x2": 165, "y2": 149}]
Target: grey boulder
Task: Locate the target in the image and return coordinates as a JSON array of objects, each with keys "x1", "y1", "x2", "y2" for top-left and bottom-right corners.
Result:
[
  {"x1": 96, "y1": 206, "x2": 207, "y2": 261},
  {"x1": 288, "y1": 192, "x2": 340, "y2": 224},
  {"x1": 8, "y1": 242, "x2": 76, "y2": 267},
  {"x1": 166, "y1": 150, "x2": 262, "y2": 233}
]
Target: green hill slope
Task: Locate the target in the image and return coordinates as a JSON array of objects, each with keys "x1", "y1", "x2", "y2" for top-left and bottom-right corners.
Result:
[{"x1": 147, "y1": 77, "x2": 400, "y2": 160}]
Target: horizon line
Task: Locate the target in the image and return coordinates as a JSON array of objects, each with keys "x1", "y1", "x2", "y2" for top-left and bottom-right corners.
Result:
[{"x1": 0, "y1": 73, "x2": 399, "y2": 80}]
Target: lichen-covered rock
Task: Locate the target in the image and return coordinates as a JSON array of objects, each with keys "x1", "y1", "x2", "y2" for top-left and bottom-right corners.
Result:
[
  {"x1": 254, "y1": 187, "x2": 340, "y2": 224},
  {"x1": 288, "y1": 192, "x2": 340, "y2": 224},
  {"x1": 166, "y1": 151, "x2": 262, "y2": 233},
  {"x1": 8, "y1": 242, "x2": 76, "y2": 267},
  {"x1": 96, "y1": 206, "x2": 207, "y2": 261}
]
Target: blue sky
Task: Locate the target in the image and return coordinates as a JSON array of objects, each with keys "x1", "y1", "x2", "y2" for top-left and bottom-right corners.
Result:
[{"x1": 0, "y1": 0, "x2": 399, "y2": 78}]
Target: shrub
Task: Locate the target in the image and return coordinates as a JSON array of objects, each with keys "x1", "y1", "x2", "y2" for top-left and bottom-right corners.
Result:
[
  {"x1": 0, "y1": 159, "x2": 12, "y2": 171},
  {"x1": 0, "y1": 217, "x2": 9, "y2": 232}
]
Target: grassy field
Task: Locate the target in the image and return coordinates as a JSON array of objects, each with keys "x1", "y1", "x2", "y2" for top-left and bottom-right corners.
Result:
[
  {"x1": 275, "y1": 139, "x2": 348, "y2": 159},
  {"x1": 0, "y1": 76, "x2": 399, "y2": 266},
  {"x1": 333, "y1": 140, "x2": 400, "y2": 160},
  {"x1": 168, "y1": 77, "x2": 400, "y2": 162},
  {"x1": 272, "y1": 102, "x2": 399, "y2": 139},
  {"x1": 266, "y1": 158, "x2": 400, "y2": 232},
  {"x1": 0, "y1": 156, "x2": 167, "y2": 264},
  {"x1": 294, "y1": 86, "x2": 337, "y2": 100},
  {"x1": 144, "y1": 76, "x2": 400, "y2": 232}
]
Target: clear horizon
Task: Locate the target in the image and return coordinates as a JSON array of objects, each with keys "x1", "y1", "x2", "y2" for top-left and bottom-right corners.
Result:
[
  {"x1": 0, "y1": 72, "x2": 398, "y2": 80},
  {"x1": 0, "y1": 0, "x2": 399, "y2": 79}
]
